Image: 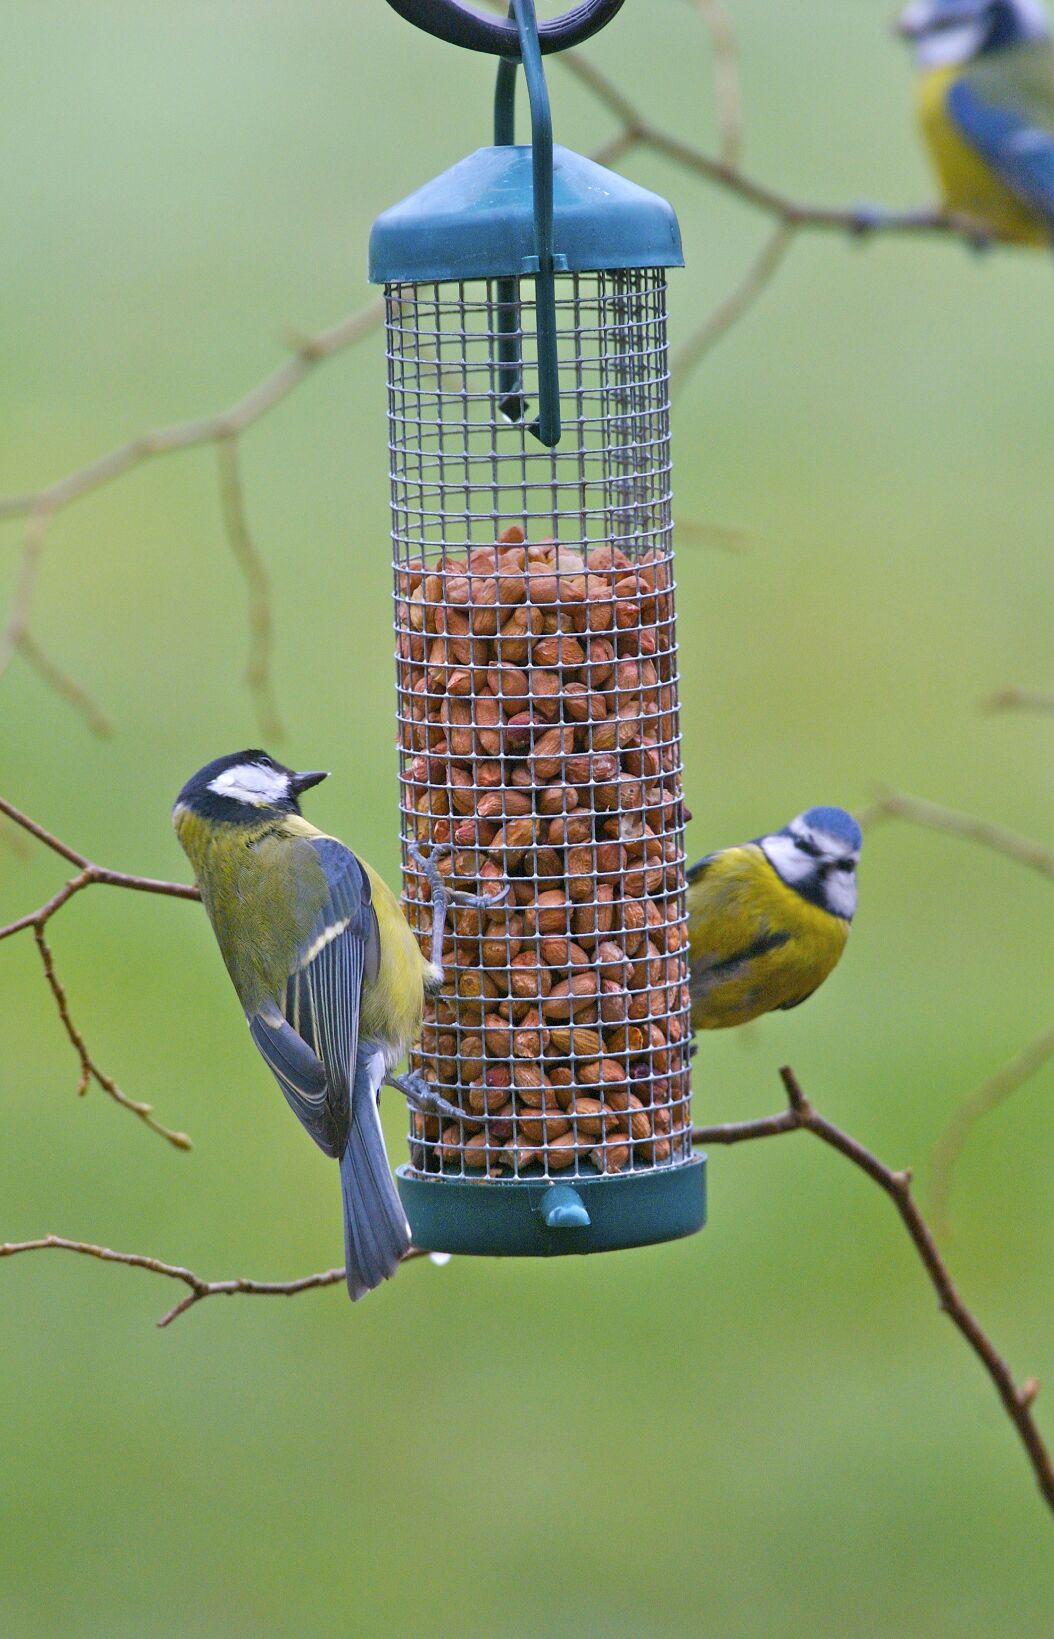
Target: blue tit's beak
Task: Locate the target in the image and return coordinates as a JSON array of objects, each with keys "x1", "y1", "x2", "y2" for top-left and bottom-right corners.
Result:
[{"x1": 291, "y1": 769, "x2": 329, "y2": 795}]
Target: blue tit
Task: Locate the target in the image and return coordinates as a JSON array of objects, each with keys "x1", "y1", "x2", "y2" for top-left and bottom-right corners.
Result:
[
  {"x1": 687, "y1": 806, "x2": 862, "y2": 1031},
  {"x1": 897, "y1": 0, "x2": 1054, "y2": 244},
  {"x1": 173, "y1": 749, "x2": 477, "y2": 1301}
]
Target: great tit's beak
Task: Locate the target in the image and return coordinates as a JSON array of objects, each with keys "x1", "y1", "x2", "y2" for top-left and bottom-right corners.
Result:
[{"x1": 291, "y1": 769, "x2": 329, "y2": 795}]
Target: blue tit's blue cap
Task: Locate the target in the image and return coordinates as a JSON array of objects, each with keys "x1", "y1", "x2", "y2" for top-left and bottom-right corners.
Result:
[
  {"x1": 369, "y1": 144, "x2": 683, "y2": 284},
  {"x1": 799, "y1": 806, "x2": 863, "y2": 851}
]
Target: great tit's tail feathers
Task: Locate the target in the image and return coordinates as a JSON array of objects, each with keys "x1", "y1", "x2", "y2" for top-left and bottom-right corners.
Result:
[{"x1": 340, "y1": 1050, "x2": 412, "y2": 1301}]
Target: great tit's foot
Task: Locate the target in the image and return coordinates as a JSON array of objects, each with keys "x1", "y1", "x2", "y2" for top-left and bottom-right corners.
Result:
[
  {"x1": 386, "y1": 1069, "x2": 465, "y2": 1126},
  {"x1": 409, "y1": 840, "x2": 509, "y2": 912},
  {"x1": 409, "y1": 839, "x2": 449, "y2": 902}
]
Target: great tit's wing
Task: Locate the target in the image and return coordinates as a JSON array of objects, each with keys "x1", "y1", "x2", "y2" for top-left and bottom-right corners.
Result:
[
  {"x1": 249, "y1": 1010, "x2": 336, "y2": 1154},
  {"x1": 948, "y1": 77, "x2": 1054, "y2": 226},
  {"x1": 250, "y1": 836, "x2": 381, "y2": 1158}
]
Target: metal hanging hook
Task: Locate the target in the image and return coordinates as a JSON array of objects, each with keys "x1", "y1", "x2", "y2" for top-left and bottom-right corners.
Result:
[
  {"x1": 492, "y1": 0, "x2": 561, "y2": 446},
  {"x1": 382, "y1": 0, "x2": 626, "y2": 57}
]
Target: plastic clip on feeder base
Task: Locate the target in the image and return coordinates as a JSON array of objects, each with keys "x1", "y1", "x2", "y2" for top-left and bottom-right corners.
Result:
[{"x1": 398, "y1": 1157, "x2": 707, "y2": 1257}]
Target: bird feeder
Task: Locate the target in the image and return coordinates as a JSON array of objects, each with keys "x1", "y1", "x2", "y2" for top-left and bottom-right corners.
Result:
[{"x1": 371, "y1": 0, "x2": 706, "y2": 1254}]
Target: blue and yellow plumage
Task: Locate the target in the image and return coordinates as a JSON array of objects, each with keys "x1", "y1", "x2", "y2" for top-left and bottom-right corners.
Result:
[
  {"x1": 687, "y1": 806, "x2": 861, "y2": 1031},
  {"x1": 898, "y1": 0, "x2": 1054, "y2": 244},
  {"x1": 172, "y1": 749, "x2": 482, "y2": 1301}
]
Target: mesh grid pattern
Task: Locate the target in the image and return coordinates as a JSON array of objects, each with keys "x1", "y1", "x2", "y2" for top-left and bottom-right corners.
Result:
[{"x1": 388, "y1": 269, "x2": 693, "y2": 1180}]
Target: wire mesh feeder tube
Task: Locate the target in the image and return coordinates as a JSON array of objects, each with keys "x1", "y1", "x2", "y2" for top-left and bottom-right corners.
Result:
[{"x1": 387, "y1": 270, "x2": 705, "y2": 1255}]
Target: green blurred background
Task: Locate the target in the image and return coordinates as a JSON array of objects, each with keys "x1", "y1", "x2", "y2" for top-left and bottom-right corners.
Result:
[{"x1": 2, "y1": 2, "x2": 1052, "y2": 1633}]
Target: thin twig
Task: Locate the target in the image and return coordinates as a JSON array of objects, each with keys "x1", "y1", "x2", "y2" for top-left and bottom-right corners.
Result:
[
  {"x1": 0, "y1": 298, "x2": 384, "y2": 728},
  {"x1": 675, "y1": 516, "x2": 748, "y2": 553},
  {"x1": 858, "y1": 790, "x2": 1054, "y2": 880},
  {"x1": 0, "y1": 1236, "x2": 429, "y2": 1327},
  {"x1": 556, "y1": 50, "x2": 988, "y2": 242},
  {"x1": 983, "y1": 687, "x2": 1054, "y2": 715},
  {"x1": 929, "y1": 1021, "x2": 1054, "y2": 1236},
  {"x1": 692, "y1": 1066, "x2": 1054, "y2": 1516},
  {"x1": 671, "y1": 222, "x2": 795, "y2": 391},
  {"x1": 16, "y1": 632, "x2": 113, "y2": 737},
  {"x1": 217, "y1": 436, "x2": 283, "y2": 741},
  {"x1": 0, "y1": 796, "x2": 198, "y2": 1147},
  {"x1": 690, "y1": 0, "x2": 743, "y2": 166}
]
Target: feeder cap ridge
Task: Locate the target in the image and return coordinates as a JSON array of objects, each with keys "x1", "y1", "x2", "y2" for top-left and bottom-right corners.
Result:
[{"x1": 369, "y1": 143, "x2": 683, "y2": 284}]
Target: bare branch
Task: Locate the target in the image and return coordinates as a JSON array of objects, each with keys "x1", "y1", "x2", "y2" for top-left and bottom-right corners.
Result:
[
  {"x1": 16, "y1": 632, "x2": 113, "y2": 737},
  {"x1": 0, "y1": 1235, "x2": 428, "y2": 1327},
  {"x1": 692, "y1": 1065, "x2": 1054, "y2": 1517},
  {"x1": 983, "y1": 687, "x2": 1054, "y2": 714},
  {"x1": 929, "y1": 1020, "x2": 1054, "y2": 1235},
  {"x1": 689, "y1": 0, "x2": 744, "y2": 166},
  {"x1": 671, "y1": 222, "x2": 795, "y2": 392},
  {"x1": 217, "y1": 436, "x2": 283, "y2": 741},
  {"x1": 858, "y1": 790, "x2": 1054, "y2": 880},
  {"x1": 675, "y1": 517, "x2": 748, "y2": 553},
  {"x1": 555, "y1": 50, "x2": 988, "y2": 242},
  {"x1": 0, "y1": 297, "x2": 384, "y2": 729},
  {"x1": 0, "y1": 796, "x2": 198, "y2": 1147}
]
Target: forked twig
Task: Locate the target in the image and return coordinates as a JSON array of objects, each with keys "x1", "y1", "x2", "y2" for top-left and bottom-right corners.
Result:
[{"x1": 693, "y1": 1067, "x2": 1054, "y2": 1516}]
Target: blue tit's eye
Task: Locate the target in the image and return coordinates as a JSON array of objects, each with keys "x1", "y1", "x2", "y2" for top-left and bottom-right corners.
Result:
[
  {"x1": 794, "y1": 834, "x2": 821, "y2": 858},
  {"x1": 835, "y1": 860, "x2": 855, "y2": 874}
]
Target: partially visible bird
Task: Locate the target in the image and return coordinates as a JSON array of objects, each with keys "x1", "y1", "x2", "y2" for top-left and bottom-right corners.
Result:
[
  {"x1": 897, "y1": 0, "x2": 1054, "y2": 244},
  {"x1": 173, "y1": 750, "x2": 484, "y2": 1301},
  {"x1": 686, "y1": 806, "x2": 862, "y2": 1031}
]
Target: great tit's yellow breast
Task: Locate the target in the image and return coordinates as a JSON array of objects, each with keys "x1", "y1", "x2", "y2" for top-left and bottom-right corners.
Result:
[
  {"x1": 358, "y1": 859, "x2": 434, "y2": 1057},
  {"x1": 173, "y1": 804, "x2": 324, "y2": 1013},
  {"x1": 687, "y1": 844, "x2": 849, "y2": 1030},
  {"x1": 915, "y1": 66, "x2": 1048, "y2": 244}
]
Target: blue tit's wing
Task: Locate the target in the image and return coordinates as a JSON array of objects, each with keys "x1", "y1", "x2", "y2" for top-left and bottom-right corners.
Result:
[
  {"x1": 948, "y1": 76, "x2": 1054, "y2": 227},
  {"x1": 688, "y1": 929, "x2": 791, "y2": 996},
  {"x1": 250, "y1": 836, "x2": 380, "y2": 1159},
  {"x1": 685, "y1": 852, "x2": 717, "y2": 884}
]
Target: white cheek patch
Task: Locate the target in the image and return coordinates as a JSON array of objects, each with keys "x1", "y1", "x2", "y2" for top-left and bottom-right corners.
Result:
[
  {"x1": 761, "y1": 833, "x2": 814, "y2": 885},
  {"x1": 208, "y1": 763, "x2": 289, "y2": 806},
  {"x1": 825, "y1": 872, "x2": 858, "y2": 921},
  {"x1": 914, "y1": 20, "x2": 984, "y2": 66}
]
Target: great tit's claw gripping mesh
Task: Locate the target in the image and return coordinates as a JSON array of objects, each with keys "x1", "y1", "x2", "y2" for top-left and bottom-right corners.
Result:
[
  {"x1": 385, "y1": 1070, "x2": 464, "y2": 1126},
  {"x1": 409, "y1": 841, "x2": 509, "y2": 974}
]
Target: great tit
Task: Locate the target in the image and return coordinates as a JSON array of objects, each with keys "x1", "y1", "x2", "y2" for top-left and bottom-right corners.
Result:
[
  {"x1": 687, "y1": 806, "x2": 861, "y2": 1030},
  {"x1": 897, "y1": 0, "x2": 1054, "y2": 244},
  {"x1": 173, "y1": 750, "x2": 479, "y2": 1301}
]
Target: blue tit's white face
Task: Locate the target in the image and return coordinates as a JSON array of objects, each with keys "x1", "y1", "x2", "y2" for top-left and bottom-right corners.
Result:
[
  {"x1": 897, "y1": 0, "x2": 1048, "y2": 66},
  {"x1": 760, "y1": 807, "x2": 862, "y2": 921},
  {"x1": 207, "y1": 758, "x2": 294, "y2": 808}
]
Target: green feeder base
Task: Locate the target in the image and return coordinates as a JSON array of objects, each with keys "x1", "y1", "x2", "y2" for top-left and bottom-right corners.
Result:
[{"x1": 397, "y1": 1155, "x2": 706, "y2": 1257}]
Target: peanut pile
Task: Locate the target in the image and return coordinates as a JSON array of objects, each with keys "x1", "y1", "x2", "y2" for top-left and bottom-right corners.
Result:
[{"x1": 395, "y1": 525, "x2": 692, "y2": 1178}]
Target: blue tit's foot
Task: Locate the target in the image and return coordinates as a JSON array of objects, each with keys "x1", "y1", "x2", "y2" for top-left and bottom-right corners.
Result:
[
  {"x1": 386, "y1": 1069, "x2": 464, "y2": 1126},
  {"x1": 847, "y1": 203, "x2": 896, "y2": 237}
]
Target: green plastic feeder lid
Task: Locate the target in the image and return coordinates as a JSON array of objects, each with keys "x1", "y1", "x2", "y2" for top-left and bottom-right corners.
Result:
[{"x1": 369, "y1": 142, "x2": 683, "y2": 284}]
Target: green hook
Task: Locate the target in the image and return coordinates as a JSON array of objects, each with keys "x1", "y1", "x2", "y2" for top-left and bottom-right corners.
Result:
[{"x1": 493, "y1": 0, "x2": 562, "y2": 448}]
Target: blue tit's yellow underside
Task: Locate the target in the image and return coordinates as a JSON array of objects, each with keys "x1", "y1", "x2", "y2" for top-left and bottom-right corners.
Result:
[
  {"x1": 687, "y1": 844, "x2": 849, "y2": 1030},
  {"x1": 916, "y1": 42, "x2": 1054, "y2": 244}
]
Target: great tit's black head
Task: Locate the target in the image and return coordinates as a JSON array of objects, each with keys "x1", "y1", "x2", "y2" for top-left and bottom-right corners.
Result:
[{"x1": 174, "y1": 750, "x2": 329, "y2": 825}]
